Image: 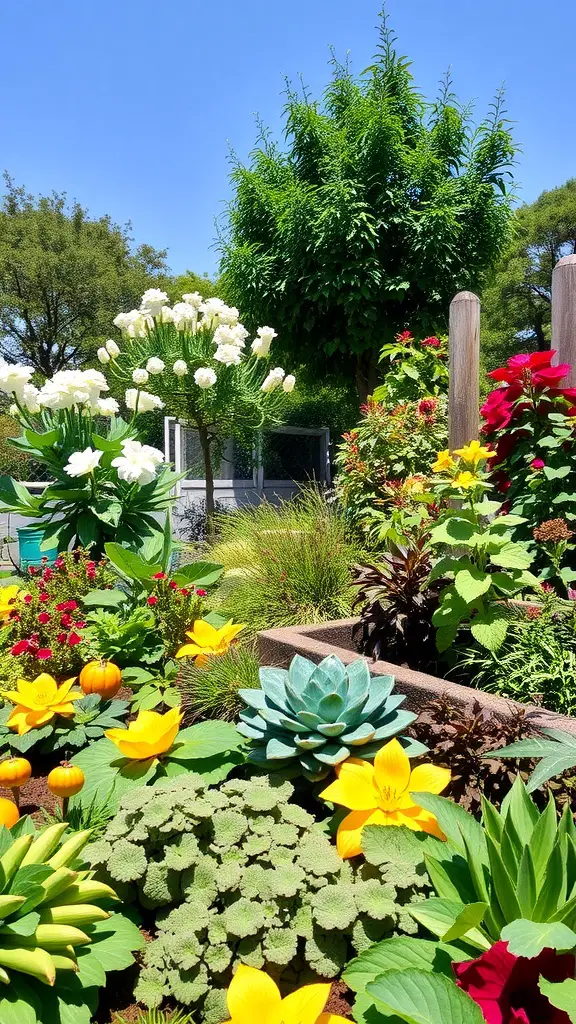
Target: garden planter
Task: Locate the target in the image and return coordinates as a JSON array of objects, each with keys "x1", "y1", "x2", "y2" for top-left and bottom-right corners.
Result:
[
  {"x1": 17, "y1": 525, "x2": 58, "y2": 570},
  {"x1": 258, "y1": 617, "x2": 576, "y2": 736}
]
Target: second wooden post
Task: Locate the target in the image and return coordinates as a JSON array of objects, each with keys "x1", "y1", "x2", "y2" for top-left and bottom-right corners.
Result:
[{"x1": 449, "y1": 290, "x2": 481, "y2": 450}]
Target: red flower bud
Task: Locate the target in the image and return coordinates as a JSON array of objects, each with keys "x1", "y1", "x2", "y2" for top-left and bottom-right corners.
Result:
[
  {"x1": 168, "y1": 581, "x2": 178, "y2": 590},
  {"x1": 153, "y1": 572, "x2": 166, "y2": 580},
  {"x1": 56, "y1": 632, "x2": 67, "y2": 643},
  {"x1": 147, "y1": 595, "x2": 158, "y2": 606}
]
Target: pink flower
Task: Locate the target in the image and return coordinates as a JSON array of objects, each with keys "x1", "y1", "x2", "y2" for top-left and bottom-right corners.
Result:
[
  {"x1": 453, "y1": 941, "x2": 574, "y2": 1023},
  {"x1": 36, "y1": 648, "x2": 53, "y2": 660},
  {"x1": 395, "y1": 330, "x2": 413, "y2": 344},
  {"x1": 531, "y1": 458, "x2": 545, "y2": 470},
  {"x1": 421, "y1": 335, "x2": 441, "y2": 348}
]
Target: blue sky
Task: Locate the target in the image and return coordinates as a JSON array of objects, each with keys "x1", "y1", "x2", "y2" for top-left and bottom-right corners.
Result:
[{"x1": 2, "y1": 0, "x2": 575, "y2": 276}]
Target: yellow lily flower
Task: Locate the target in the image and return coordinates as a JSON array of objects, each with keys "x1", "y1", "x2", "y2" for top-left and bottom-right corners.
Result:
[
  {"x1": 453, "y1": 470, "x2": 481, "y2": 490},
  {"x1": 320, "y1": 738, "x2": 450, "y2": 859},
  {"x1": 105, "y1": 707, "x2": 183, "y2": 761},
  {"x1": 454, "y1": 439, "x2": 497, "y2": 467},
  {"x1": 223, "y1": 964, "x2": 349, "y2": 1024},
  {"x1": 0, "y1": 585, "x2": 20, "y2": 623},
  {"x1": 0, "y1": 674, "x2": 82, "y2": 735},
  {"x1": 176, "y1": 618, "x2": 245, "y2": 666},
  {"x1": 431, "y1": 449, "x2": 455, "y2": 474}
]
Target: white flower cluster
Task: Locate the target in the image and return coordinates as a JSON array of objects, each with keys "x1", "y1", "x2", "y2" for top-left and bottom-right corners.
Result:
[
  {"x1": 251, "y1": 326, "x2": 277, "y2": 358},
  {"x1": 37, "y1": 369, "x2": 110, "y2": 413},
  {"x1": 64, "y1": 447, "x2": 103, "y2": 478},
  {"x1": 124, "y1": 389, "x2": 164, "y2": 413},
  {"x1": 111, "y1": 439, "x2": 164, "y2": 485},
  {"x1": 0, "y1": 360, "x2": 35, "y2": 403},
  {"x1": 261, "y1": 367, "x2": 295, "y2": 393}
]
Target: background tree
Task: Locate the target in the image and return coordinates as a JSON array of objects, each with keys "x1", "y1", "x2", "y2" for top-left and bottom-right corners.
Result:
[
  {"x1": 0, "y1": 175, "x2": 168, "y2": 376},
  {"x1": 166, "y1": 270, "x2": 219, "y2": 303},
  {"x1": 220, "y1": 12, "x2": 517, "y2": 401},
  {"x1": 481, "y1": 178, "x2": 576, "y2": 374}
]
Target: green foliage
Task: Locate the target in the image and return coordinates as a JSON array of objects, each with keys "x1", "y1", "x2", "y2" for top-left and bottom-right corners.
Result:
[
  {"x1": 238, "y1": 653, "x2": 424, "y2": 780},
  {"x1": 82, "y1": 605, "x2": 163, "y2": 668},
  {"x1": 375, "y1": 331, "x2": 449, "y2": 406},
  {"x1": 0, "y1": 694, "x2": 130, "y2": 756},
  {"x1": 70, "y1": 719, "x2": 246, "y2": 813},
  {"x1": 489, "y1": 726, "x2": 576, "y2": 794},
  {"x1": 334, "y1": 397, "x2": 446, "y2": 543},
  {"x1": 481, "y1": 179, "x2": 576, "y2": 371},
  {"x1": 0, "y1": 174, "x2": 167, "y2": 376},
  {"x1": 179, "y1": 645, "x2": 261, "y2": 722},
  {"x1": 115, "y1": 1011, "x2": 195, "y2": 1024},
  {"x1": 41, "y1": 793, "x2": 115, "y2": 841},
  {"x1": 221, "y1": 14, "x2": 516, "y2": 399},
  {"x1": 85, "y1": 773, "x2": 430, "y2": 1020},
  {"x1": 208, "y1": 489, "x2": 360, "y2": 637},
  {"x1": 453, "y1": 602, "x2": 576, "y2": 715},
  {"x1": 0, "y1": 414, "x2": 31, "y2": 479},
  {"x1": 0, "y1": 817, "x2": 143, "y2": 1024}
]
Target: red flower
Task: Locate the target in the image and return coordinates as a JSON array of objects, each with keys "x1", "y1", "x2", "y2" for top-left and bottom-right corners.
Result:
[
  {"x1": 168, "y1": 581, "x2": 178, "y2": 590},
  {"x1": 38, "y1": 592, "x2": 50, "y2": 603},
  {"x1": 453, "y1": 941, "x2": 574, "y2": 1023},
  {"x1": 531, "y1": 458, "x2": 545, "y2": 470},
  {"x1": 489, "y1": 351, "x2": 569, "y2": 388},
  {"x1": 59, "y1": 614, "x2": 73, "y2": 628},
  {"x1": 179, "y1": 588, "x2": 190, "y2": 596},
  {"x1": 28, "y1": 566, "x2": 37, "y2": 576},
  {"x1": 23, "y1": 594, "x2": 33, "y2": 605},
  {"x1": 36, "y1": 648, "x2": 53, "y2": 660},
  {"x1": 42, "y1": 568, "x2": 53, "y2": 581},
  {"x1": 196, "y1": 588, "x2": 207, "y2": 598},
  {"x1": 421, "y1": 335, "x2": 441, "y2": 348},
  {"x1": 481, "y1": 388, "x2": 520, "y2": 432},
  {"x1": 73, "y1": 621, "x2": 86, "y2": 629},
  {"x1": 56, "y1": 600, "x2": 78, "y2": 613},
  {"x1": 54, "y1": 558, "x2": 65, "y2": 569},
  {"x1": 38, "y1": 612, "x2": 51, "y2": 625},
  {"x1": 418, "y1": 398, "x2": 438, "y2": 415},
  {"x1": 153, "y1": 572, "x2": 166, "y2": 580},
  {"x1": 11, "y1": 640, "x2": 30, "y2": 655},
  {"x1": 395, "y1": 330, "x2": 413, "y2": 344},
  {"x1": 147, "y1": 595, "x2": 158, "y2": 606},
  {"x1": 67, "y1": 632, "x2": 82, "y2": 647},
  {"x1": 56, "y1": 632, "x2": 67, "y2": 643}
]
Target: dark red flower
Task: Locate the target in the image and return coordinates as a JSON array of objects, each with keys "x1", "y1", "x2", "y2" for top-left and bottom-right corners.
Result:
[
  {"x1": 9, "y1": 611, "x2": 20, "y2": 621},
  {"x1": 67, "y1": 632, "x2": 82, "y2": 647},
  {"x1": 11, "y1": 640, "x2": 30, "y2": 655},
  {"x1": 196, "y1": 588, "x2": 207, "y2": 598},
  {"x1": 73, "y1": 621, "x2": 86, "y2": 629},
  {"x1": 179, "y1": 588, "x2": 190, "y2": 596},
  {"x1": 489, "y1": 351, "x2": 571, "y2": 389},
  {"x1": 531, "y1": 458, "x2": 545, "y2": 470},
  {"x1": 23, "y1": 594, "x2": 32, "y2": 605},
  {"x1": 418, "y1": 398, "x2": 438, "y2": 415},
  {"x1": 38, "y1": 612, "x2": 51, "y2": 625},
  {"x1": 481, "y1": 388, "x2": 520, "y2": 432},
  {"x1": 56, "y1": 600, "x2": 78, "y2": 613},
  {"x1": 56, "y1": 632, "x2": 67, "y2": 643},
  {"x1": 421, "y1": 335, "x2": 441, "y2": 348},
  {"x1": 28, "y1": 566, "x2": 37, "y2": 576},
  {"x1": 36, "y1": 648, "x2": 52, "y2": 660},
  {"x1": 168, "y1": 581, "x2": 178, "y2": 590},
  {"x1": 42, "y1": 568, "x2": 53, "y2": 581},
  {"x1": 38, "y1": 592, "x2": 50, "y2": 603},
  {"x1": 54, "y1": 558, "x2": 65, "y2": 569},
  {"x1": 453, "y1": 941, "x2": 574, "y2": 1023},
  {"x1": 147, "y1": 595, "x2": 158, "y2": 606},
  {"x1": 59, "y1": 614, "x2": 73, "y2": 628}
]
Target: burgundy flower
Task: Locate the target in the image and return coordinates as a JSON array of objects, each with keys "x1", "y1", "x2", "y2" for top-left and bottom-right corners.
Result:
[
  {"x1": 531, "y1": 458, "x2": 545, "y2": 470},
  {"x1": 42, "y1": 568, "x2": 53, "y2": 581},
  {"x1": 196, "y1": 588, "x2": 207, "y2": 598},
  {"x1": 28, "y1": 566, "x2": 37, "y2": 576},
  {"x1": 418, "y1": 398, "x2": 438, "y2": 415},
  {"x1": 453, "y1": 941, "x2": 574, "y2": 1023},
  {"x1": 38, "y1": 592, "x2": 50, "y2": 603},
  {"x1": 59, "y1": 613, "x2": 73, "y2": 628},
  {"x1": 168, "y1": 581, "x2": 178, "y2": 590},
  {"x1": 11, "y1": 640, "x2": 30, "y2": 655},
  {"x1": 56, "y1": 632, "x2": 67, "y2": 643},
  {"x1": 38, "y1": 612, "x2": 51, "y2": 625},
  {"x1": 179, "y1": 588, "x2": 190, "y2": 596},
  {"x1": 23, "y1": 594, "x2": 33, "y2": 605},
  {"x1": 36, "y1": 648, "x2": 52, "y2": 660}
]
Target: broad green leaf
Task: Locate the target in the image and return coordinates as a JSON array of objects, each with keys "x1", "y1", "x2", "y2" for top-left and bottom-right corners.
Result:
[
  {"x1": 454, "y1": 567, "x2": 491, "y2": 604},
  {"x1": 430, "y1": 518, "x2": 477, "y2": 547},
  {"x1": 490, "y1": 541, "x2": 533, "y2": 570},
  {"x1": 413, "y1": 793, "x2": 487, "y2": 861},
  {"x1": 501, "y1": 919, "x2": 576, "y2": 958},
  {"x1": 171, "y1": 561, "x2": 224, "y2": 587},
  {"x1": 367, "y1": 968, "x2": 486, "y2": 1023},
  {"x1": 92, "y1": 500, "x2": 122, "y2": 527},
  {"x1": 361, "y1": 825, "x2": 436, "y2": 869},
  {"x1": 409, "y1": 898, "x2": 490, "y2": 950},
  {"x1": 104, "y1": 542, "x2": 161, "y2": 581},
  {"x1": 470, "y1": 609, "x2": 508, "y2": 651},
  {"x1": 82, "y1": 589, "x2": 127, "y2": 608},
  {"x1": 343, "y1": 937, "x2": 470, "y2": 992},
  {"x1": 24, "y1": 428, "x2": 59, "y2": 448},
  {"x1": 432, "y1": 587, "x2": 468, "y2": 627},
  {"x1": 435, "y1": 624, "x2": 458, "y2": 653},
  {"x1": 539, "y1": 977, "x2": 576, "y2": 1018},
  {"x1": 441, "y1": 902, "x2": 488, "y2": 942},
  {"x1": 172, "y1": 720, "x2": 246, "y2": 759},
  {"x1": 427, "y1": 556, "x2": 459, "y2": 583}
]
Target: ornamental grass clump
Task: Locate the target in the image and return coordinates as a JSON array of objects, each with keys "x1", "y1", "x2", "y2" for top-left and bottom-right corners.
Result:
[
  {"x1": 85, "y1": 773, "x2": 430, "y2": 1023},
  {"x1": 237, "y1": 653, "x2": 425, "y2": 781}
]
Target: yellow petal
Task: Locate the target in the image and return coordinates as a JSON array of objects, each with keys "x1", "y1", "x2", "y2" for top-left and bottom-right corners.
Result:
[
  {"x1": 394, "y1": 806, "x2": 446, "y2": 840},
  {"x1": 336, "y1": 809, "x2": 384, "y2": 859},
  {"x1": 187, "y1": 619, "x2": 219, "y2": 647},
  {"x1": 7, "y1": 706, "x2": 54, "y2": 735},
  {"x1": 52, "y1": 677, "x2": 80, "y2": 703},
  {"x1": 104, "y1": 731, "x2": 154, "y2": 760},
  {"x1": 175, "y1": 642, "x2": 204, "y2": 659},
  {"x1": 320, "y1": 759, "x2": 376, "y2": 811},
  {"x1": 221, "y1": 622, "x2": 245, "y2": 645},
  {"x1": 409, "y1": 763, "x2": 451, "y2": 797},
  {"x1": 373, "y1": 739, "x2": 410, "y2": 801},
  {"x1": 226, "y1": 964, "x2": 281, "y2": 1024},
  {"x1": 279, "y1": 982, "x2": 331, "y2": 1023}
]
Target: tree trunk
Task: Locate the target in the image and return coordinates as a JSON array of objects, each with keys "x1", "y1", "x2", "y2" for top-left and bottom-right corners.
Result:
[
  {"x1": 197, "y1": 424, "x2": 215, "y2": 535},
  {"x1": 354, "y1": 348, "x2": 380, "y2": 403}
]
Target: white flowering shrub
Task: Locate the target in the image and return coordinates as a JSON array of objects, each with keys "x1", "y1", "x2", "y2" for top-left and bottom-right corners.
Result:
[
  {"x1": 0, "y1": 359, "x2": 179, "y2": 556},
  {"x1": 84, "y1": 772, "x2": 430, "y2": 1023},
  {"x1": 108, "y1": 290, "x2": 295, "y2": 516}
]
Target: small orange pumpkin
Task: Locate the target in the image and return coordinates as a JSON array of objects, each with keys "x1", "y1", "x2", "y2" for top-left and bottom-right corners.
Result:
[
  {"x1": 0, "y1": 797, "x2": 19, "y2": 828},
  {"x1": 47, "y1": 762, "x2": 85, "y2": 799},
  {"x1": 0, "y1": 757, "x2": 31, "y2": 789},
  {"x1": 79, "y1": 660, "x2": 122, "y2": 699}
]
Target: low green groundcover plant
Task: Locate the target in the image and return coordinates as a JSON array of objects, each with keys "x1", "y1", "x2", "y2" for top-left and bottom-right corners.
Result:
[
  {"x1": 0, "y1": 817, "x2": 143, "y2": 1024},
  {"x1": 85, "y1": 772, "x2": 431, "y2": 1023}
]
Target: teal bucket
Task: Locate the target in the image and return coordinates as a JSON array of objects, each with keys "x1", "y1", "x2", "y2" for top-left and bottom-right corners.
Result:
[{"x1": 17, "y1": 526, "x2": 59, "y2": 572}]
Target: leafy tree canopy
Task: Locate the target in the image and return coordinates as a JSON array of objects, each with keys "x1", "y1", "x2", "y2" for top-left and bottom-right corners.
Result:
[
  {"x1": 220, "y1": 9, "x2": 517, "y2": 399},
  {"x1": 0, "y1": 174, "x2": 168, "y2": 375},
  {"x1": 481, "y1": 178, "x2": 576, "y2": 373},
  {"x1": 167, "y1": 269, "x2": 219, "y2": 303}
]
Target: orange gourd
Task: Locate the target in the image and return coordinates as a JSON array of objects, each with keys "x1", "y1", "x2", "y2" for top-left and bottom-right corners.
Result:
[
  {"x1": 0, "y1": 757, "x2": 31, "y2": 789},
  {"x1": 79, "y1": 660, "x2": 122, "y2": 699},
  {"x1": 0, "y1": 797, "x2": 19, "y2": 828},
  {"x1": 47, "y1": 762, "x2": 85, "y2": 798}
]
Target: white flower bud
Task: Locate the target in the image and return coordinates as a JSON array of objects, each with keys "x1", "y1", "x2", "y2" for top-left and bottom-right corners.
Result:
[
  {"x1": 173, "y1": 360, "x2": 188, "y2": 377},
  {"x1": 97, "y1": 347, "x2": 110, "y2": 364},
  {"x1": 194, "y1": 367, "x2": 217, "y2": 389},
  {"x1": 105, "y1": 339, "x2": 120, "y2": 357},
  {"x1": 132, "y1": 368, "x2": 149, "y2": 385},
  {"x1": 146, "y1": 357, "x2": 165, "y2": 375}
]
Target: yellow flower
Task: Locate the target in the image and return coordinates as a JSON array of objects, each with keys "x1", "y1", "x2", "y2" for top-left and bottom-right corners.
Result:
[
  {"x1": 403, "y1": 476, "x2": 426, "y2": 496},
  {"x1": 454, "y1": 439, "x2": 497, "y2": 467},
  {"x1": 105, "y1": 707, "x2": 183, "y2": 761},
  {"x1": 431, "y1": 449, "x2": 455, "y2": 474},
  {"x1": 0, "y1": 674, "x2": 82, "y2": 735},
  {"x1": 320, "y1": 738, "x2": 450, "y2": 859},
  {"x1": 0, "y1": 585, "x2": 20, "y2": 624},
  {"x1": 223, "y1": 964, "x2": 349, "y2": 1024},
  {"x1": 453, "y1": 470, "x2": 481, "y2": 489},
  {"x1": 176, "y1": 619, "x2": 245, "y2": 666}
]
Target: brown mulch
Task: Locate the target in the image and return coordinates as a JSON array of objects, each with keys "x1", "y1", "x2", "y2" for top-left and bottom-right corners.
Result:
[
  {"x1": 0, "y1": 773, "x2": 58, "y2": 823},
  {"x1": 325, "y1": 979, "x2": 354, "y2": 1018}
]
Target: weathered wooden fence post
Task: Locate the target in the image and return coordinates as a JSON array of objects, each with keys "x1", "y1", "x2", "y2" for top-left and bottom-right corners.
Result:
[
  {"x1": 449, "y1": 290, "x2": 481, "y2": 450},
  {"x1": 552, "y1": 254, "x2": 576, "y2": 386}
]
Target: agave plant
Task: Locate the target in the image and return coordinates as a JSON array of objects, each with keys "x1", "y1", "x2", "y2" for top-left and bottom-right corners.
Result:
[
  {"x1": 237, "y1": 653, "x2": 426, "y2": 780},
  {"x1": 0, "y1": 819, "x2": 143, "y2": 1022},
  {"x1": 352, "y1": 529, "x2": 443, "y2": 668}
]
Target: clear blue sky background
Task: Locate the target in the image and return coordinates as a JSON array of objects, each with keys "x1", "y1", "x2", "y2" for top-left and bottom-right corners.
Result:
[{"x1": 2, "y1": 0, "x2": 575, "y2": 277}]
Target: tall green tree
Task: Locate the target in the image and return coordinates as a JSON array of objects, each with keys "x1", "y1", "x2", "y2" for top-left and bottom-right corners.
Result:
[
  {"x1": 220, "y1": 12, "x2": 517, "y2": 400},
  {"x1": 0, "y1": 175, "x2": 168, "y2": 376},
  {"x1": 481, "y1": 178, "x2": 576, "y2": 372}
]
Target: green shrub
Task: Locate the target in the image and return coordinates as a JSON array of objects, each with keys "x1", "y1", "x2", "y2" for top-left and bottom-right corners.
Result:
[
  {"x1": 208, "y1": 489, "x2": 360, "y2": 638},
  {"x1": 179, "y1": 645, "x2": 261, "y2": 722},
  {"x1": 85, "y1": 773, "x2": 429, "y2": 1022}
]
